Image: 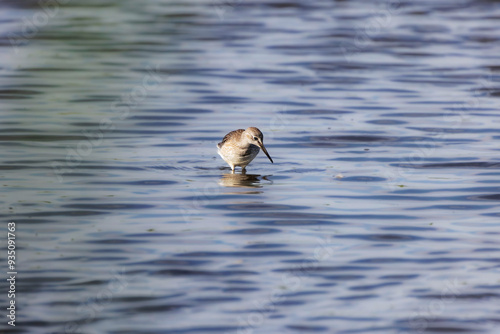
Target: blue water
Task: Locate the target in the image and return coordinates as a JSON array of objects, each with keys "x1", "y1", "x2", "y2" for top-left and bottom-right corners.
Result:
[{"x1": 1, "y1": 0, "x2": 500, "y2": 333}]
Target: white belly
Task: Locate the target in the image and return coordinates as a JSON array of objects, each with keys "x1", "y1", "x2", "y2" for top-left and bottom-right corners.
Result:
[{"x1": 218, "y1": 144, "x2": 260, "y2": 168}]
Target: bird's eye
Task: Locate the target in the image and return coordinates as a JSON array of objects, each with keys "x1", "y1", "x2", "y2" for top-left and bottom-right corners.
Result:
[{"x1": 253, "y1": 136, "x2": 258, "y2": 140}]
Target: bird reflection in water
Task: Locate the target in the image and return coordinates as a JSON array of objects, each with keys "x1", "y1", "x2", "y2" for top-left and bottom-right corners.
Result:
[{"x1": 218, "y1": 170, "x2": 271, "y2": 189}]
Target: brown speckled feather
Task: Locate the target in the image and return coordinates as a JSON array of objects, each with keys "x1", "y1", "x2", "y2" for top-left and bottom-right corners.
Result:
[{"x1": 218, "y1": 129, "x2": 244, "y2": 149}]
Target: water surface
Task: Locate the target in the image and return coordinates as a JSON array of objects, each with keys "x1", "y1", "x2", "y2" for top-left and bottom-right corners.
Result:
[{"x1": 1, "y1": 0, "x2": 500, "y2": 333}]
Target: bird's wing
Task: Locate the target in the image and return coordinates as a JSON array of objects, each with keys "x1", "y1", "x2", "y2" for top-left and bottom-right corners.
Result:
[{"x1": 218, "y1": 129, "x2": 245, "y2": 148}]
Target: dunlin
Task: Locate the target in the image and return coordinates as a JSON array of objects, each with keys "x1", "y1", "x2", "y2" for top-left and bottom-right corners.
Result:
[{"x1": 217, "y1": 127, "x2": 273, "y2": 172}]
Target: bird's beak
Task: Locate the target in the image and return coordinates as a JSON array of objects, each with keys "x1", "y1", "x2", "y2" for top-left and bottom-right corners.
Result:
[{"x1": 258, "y1": 141, "x2": 273, "y2": 163}]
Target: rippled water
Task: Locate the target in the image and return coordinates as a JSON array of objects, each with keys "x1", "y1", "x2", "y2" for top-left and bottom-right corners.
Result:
[{"x1": 2, "y1": 0, "x2": 500, "y2": 333}]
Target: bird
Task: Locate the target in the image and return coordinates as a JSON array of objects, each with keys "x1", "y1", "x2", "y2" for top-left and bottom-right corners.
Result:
[{"x1": 217, "y1": 127, "x2": 273, "y2": 173}]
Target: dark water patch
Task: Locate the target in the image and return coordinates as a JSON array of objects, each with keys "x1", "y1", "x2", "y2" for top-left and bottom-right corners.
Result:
[
  {"x1": 470, "y1": 194, "x2": 500, "y2": 201},
  {"x1": 274, "y1": 265, "x2": 378, "y2": 273},
  {"x1": 391, "y1": 161, "x2": 500, "y2": 169},
  {"x1": 142, "y1": 108, "x2": 213, "y2": 114},
  {"x1": 60, "y1": 172, "x2": 96, "y2": 178},
  {"x1": 350, "y1": 282, "x2": 401, "y2": 291},
  {"x1": 348, "y1": 106, "x2": 397, "y2": 111},
  {"x1": 336, "y1": 233, "x2": 423, "y2": 242},
  {"x1": 205, "y1": 203, "x2": 310, "y2": 211},
  {"x1": 481, "y1": 212, "x2": 500, "y2": 217},
  {"x1": 284, "y1": 109, "x2": 352, "y2": 115},
  {"x1": 274, "y1": 75, "x2": 367, "y2": 86},
  {"x1": 86, "y1": 256, "x2": 130, "y2": 261},
  {"x1": 68, "y1": 279, "x2": 108, "y2": 286},
  {"x1": 0, "y1": 88, "x2": 42, "y2": 99},
  {"x1": 366, "y1": 119, "x2": 408, "y2": 125},
  {"x1": 16, "y1": 210, "x2": 107, "y2": 217},
  {"x1": 282, "y1": 168, "x2": 326, "y2": 173},
  {"x1": 409, "y1": 204, "x2": 494, "y2": 210},
  {"x1": 311, "y1": 135, "x2": 396, "y2": 143},
  {"x1": 418, "y1": 326, "x2": 476, "y2": 333},
  {"x1": 197, "y1": 95, "x2": 248, "y2": 104},
  {"x1": 380, "y1": 226, "x2": 436, "y2": 231},
  {"x1": 263, "y1": 100, "x2": 315, "y2": 107},
  {"x1": 264, "y1": 77, "x2": 319, "y2": 86},
  {"x1": 353, "y1": 257, "x2": 500, "y2": 264},
  {"x1": 417, "y1": 293, "x2": 500, "y2": 300},
  {"x1": 266, "y1": 175, "x2": 292, "y2": 181},
  {"x1": 192, "y1": 296, "x2": 241, "y2": 303},
  {"x1": 113, "y1": 295, "x2": 170, "y2": 303},
  {"x1": 123, "y1": 304, "x2": 188, "y2": 313},
  {"x1": 338, "y1": 176, "x2": 387, "y2": 182},
  {"x1": 110, "y1": 326, "x2": 241, "y2": 334},
  {"x1": 273, "y1": 299, "x2": 305, "y2": 306},
  {"x1": 408, "y1": 99, "x2": 474, "y2": 105},
  {"x1": 309, "y1": 315, "x2": 380, "y2": 321},
  {"x1": 189, "y1": 89, "x2": 219, "y2": 94},
  {"x1": 408, "y1": 127, "x2": 500, "y2": 134},
  {"x1": 153, "y1": 143, "x2": 189, "y2": 147},
  {"x1": 153, "y1": 269, "x2": 257, "y2": 277},
  {"x1": 336, "y1": 294, "x2": 377, "y2": 300},
  {"x1": 62, "y1": 203, "x2": 154, "y2": 210},
  {"x1": 324, "y1": 275, "x2": 365, "y2": 281},
  {"x1": 135, "y1": 121, "x2": 186, "y2": 127},
  {"x1": 18, "y1": 66, "x2": 90, "y2": 72},
  {"x1": 226, "y1": 228, "x2": 282, "y2": 235},
  {"x1": 130, "y1": 115, "x2": 194, "y2": 121},
  {"x1": 476, "y1": 180, "x2": 500, "y2": 184},
  {"x1": 392, "y1": 185, "x2": 500, "y2": 194},
  {"x1": 125, "y1": 233, "x2": 175, "y2": 238},
  {"x1": 282, "y1": 141, "x2": 348, "y2": 149},
  {"x1": 231, "y1": 212, "x2": 336, "y2": 219},
  {"x1": 86, "y1": 238, "x2": 145, "y2": 244},
  {"x1": 88, "y1": 180, "x2": 176, "y2": 186},
  {"x1": 69, "y1": 95, "x2": 118, "y2": 102},
  {"x1": 0, "y1": 134, "x2": 90, "y2": 141},
  {"x1": 89, "y1": 249, "x2": 128, "y2": 254},
  {"x1": 5, "y1": 218, "x2": 52, "y2": 224},
  {"x1": 381, "y1": 112, "x2": 459, "y2": 118},
  {"x1": 223, "y1": 287, "x2": 259, "y2": 293},
  {"x1": 46, "y1": 301, "x2": 81, "y2": 308},
  {"x1": 379, "y1": 274, "x2": 419, "y2": 280},
  {"x1": 282, "y1": 290, "x2": 324, "y2": 298},
  {"x1": 244, "y1": 243, "x2": 286, "y2": 249},
  {"x1": 475, "y1": 284, "x2": 500, "y2": 289},
  {"x1": 250, "y1": 220, "x2": 343, "y2": 226},
  {"x1": 0, "y1": 129, "x2": 40, "y2": 134},
  {"x1": 238, "y1": 68, "x2": 297, "y2": 74},
  {"x1": 186, "y1": 136, "x2": 220, "y2": 141},
  {"x1": 176, "y1": 251, "x2": 301, "y2": 257},
  {"x1": 402, "y1": 24, "x2": 450, "y2": 34},
  {"x1": 332, "y1": 157, "x2": 398, "y2": 162},
  {"x1": 473, "y1": 248, "x2": 500, "y2": 253},
  {"x1": 235, "y1": 211, "x2": 416, "y2": 220},
  {"x1": 127, "y1": 259, "x2": 209, "y2": 267},
  {"x1": 140, "y1": 67, "x2": 220, "y2": 76},
  {"x1": 77, "y1": 165, "x2": 145, "y2": 171},
  {"x1": 112, "y1": 129, "x2": 177, "y2": 135},
  {"x1": 287, "y1": 325, "x2": 329, "y2": 332},
  {"x1": 0, "y1": 164, "x2": 36, "y2": 170},
  {"x1": 223, "y1": 279, "x2": 254, "y2": 285},
  {"x1": 392, "y1": 74, "x2": 474, "y2": 86},
  {"x1": 21, "y1": 276, "x2": 74, "y2": 284},
  {"x1": 174, "y1": 81, "x2": 210, "y2": 87}
]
